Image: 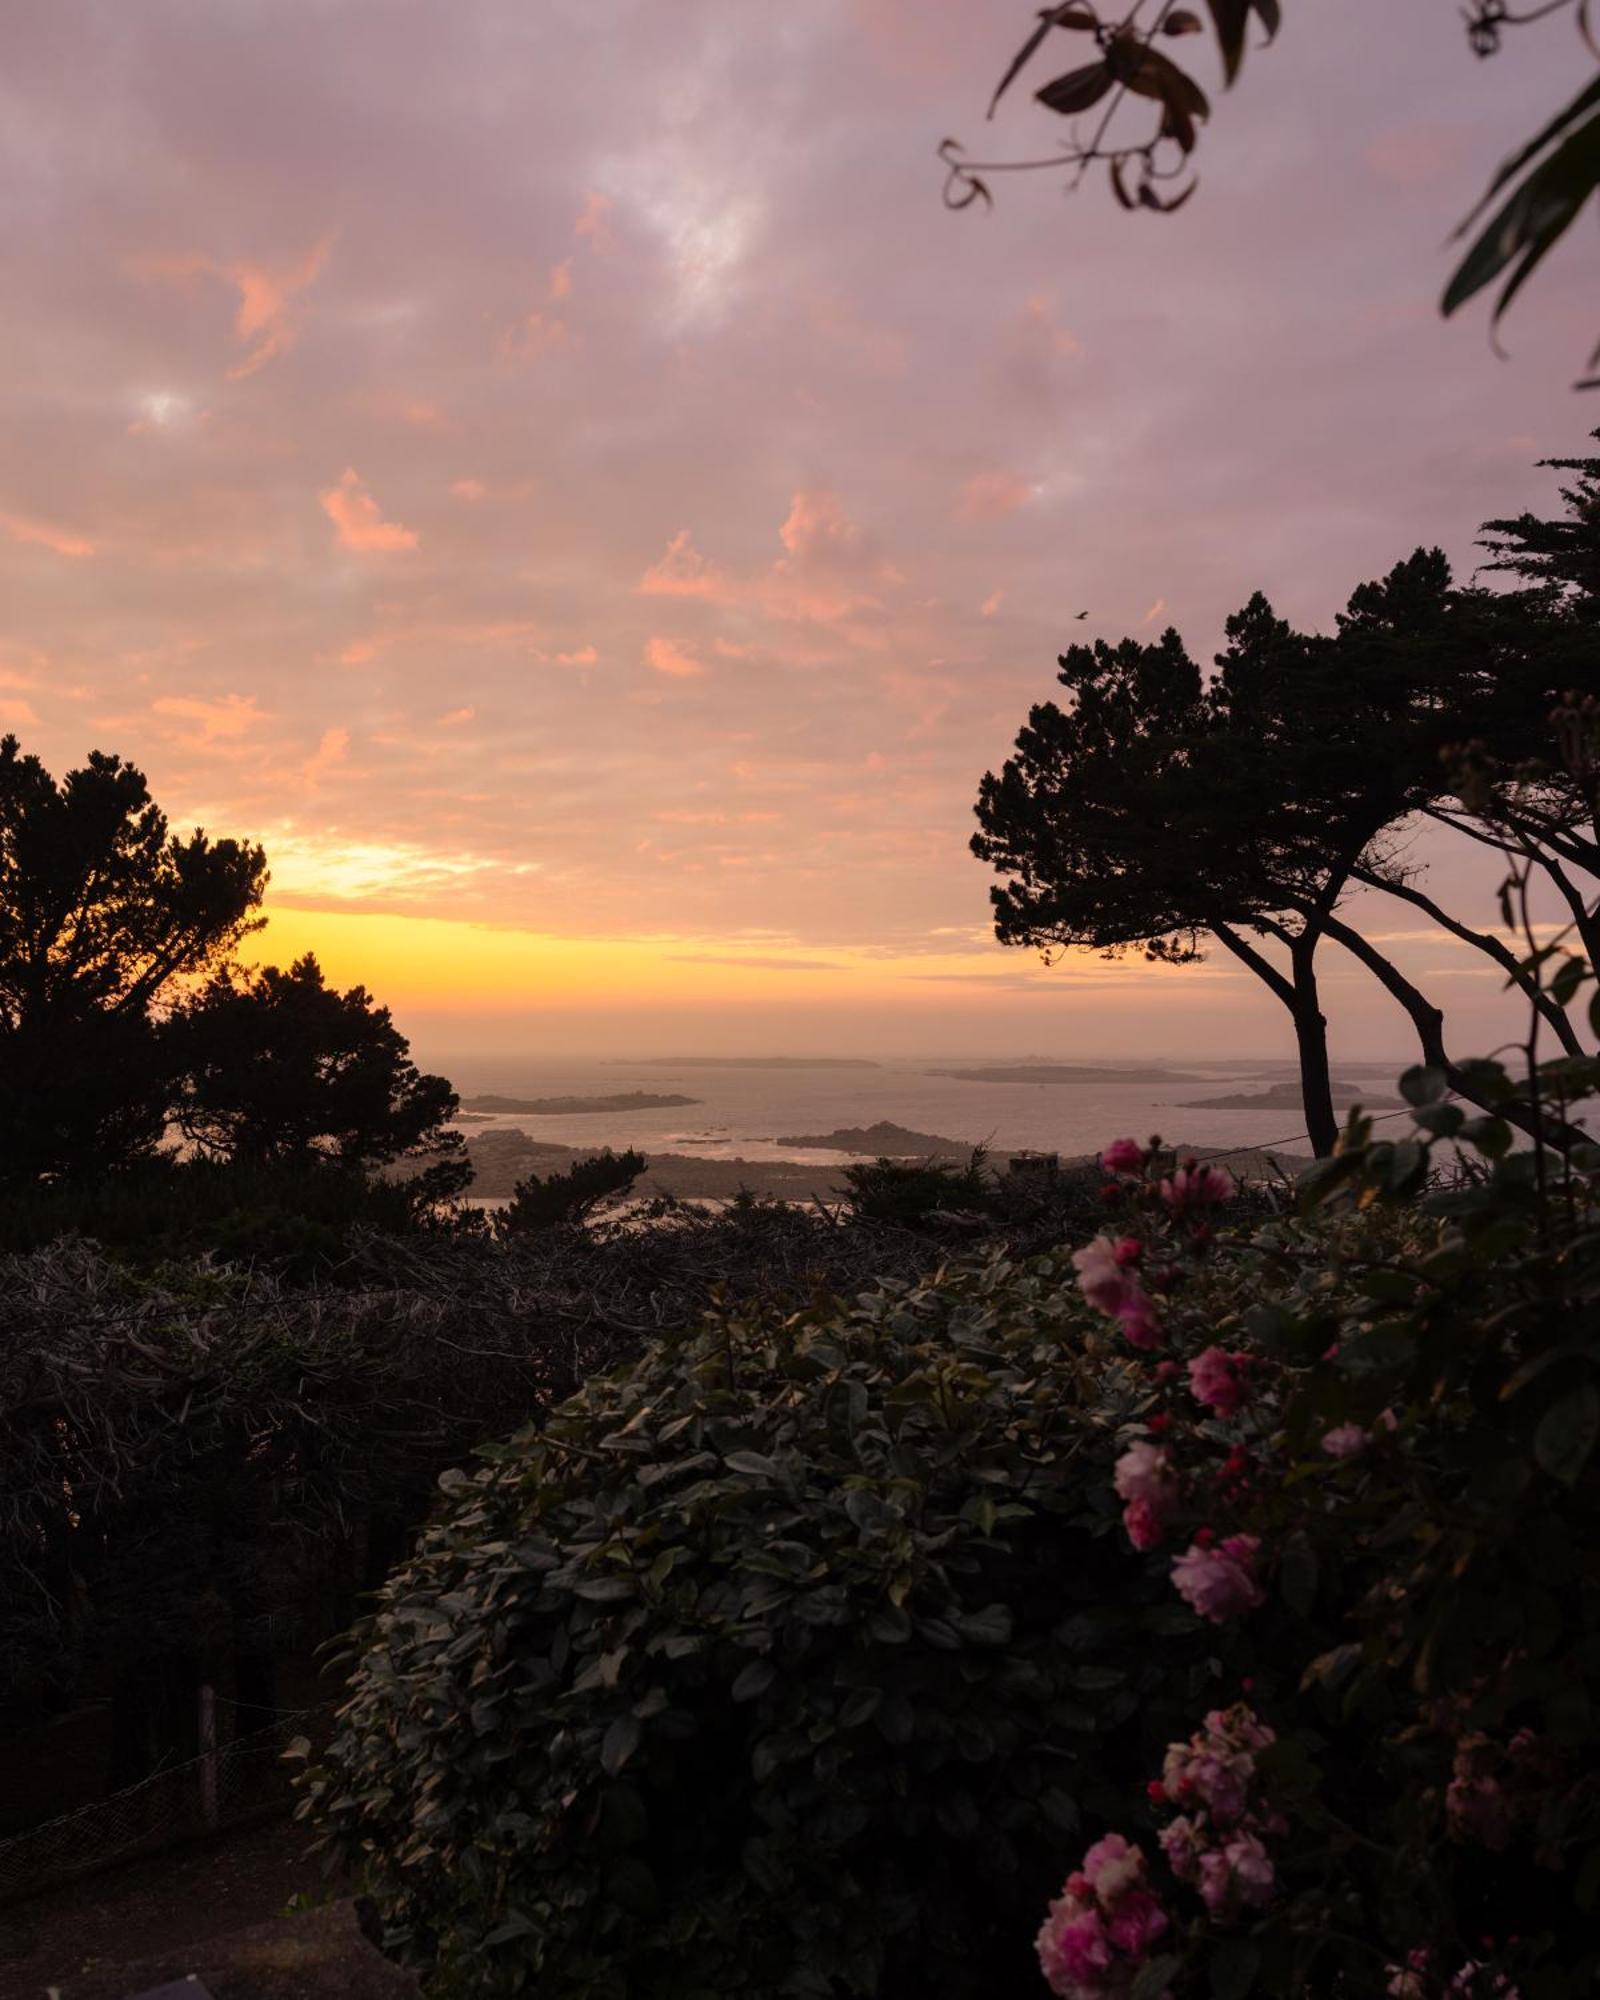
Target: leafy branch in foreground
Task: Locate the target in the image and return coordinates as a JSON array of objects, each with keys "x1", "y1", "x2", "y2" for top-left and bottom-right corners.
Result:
[{"x1": 946, "y1": 1, "x2": 1600, "y2": 382}]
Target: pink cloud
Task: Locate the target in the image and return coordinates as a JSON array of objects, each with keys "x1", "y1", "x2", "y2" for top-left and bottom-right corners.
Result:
[
  {"x1": 1366, "y1": 123, "x2": 1466, "y2": 187},
  {"x1": 808, "y1": 294, "x2": 905, "y2": 377},
  {"x1": 0, "y1": 511, "x2": 95, "y2": 558},
  {"x1": 574, "y1": 191, "x2": 614, "y2": 250},
  {"x1": 645, "y1": 635, "x2": 705, "y2": 677},
  {"x1": 437, "y1": 706, "x2": 475, "y2": 725},
  {"x1": 549, "y1": 258, "x2": 574, "y2": 300},
  {"x1": 1143, "y1": 596, "x2": 1167, "y2": 623},
  {"x1": 450, "y1": 478, "x2": 487, "y2": 501},
  {"x1": 638, "y1": 527, "x2": 737, "y2": 603},
  {"x1": 958, "y1": 470, "x2": 1031, "y2": 522},
  {"x1": 555, "y1": 644, "x2": 599, "y2": 666},
  {"x1": 149, "y1": 234, "x2": 333, "y2": 379},
  {"x1": 228, "y1": 237, "x2": 332, "y2": 376},
  {"x1": 981, "y1": 588, "x2": 1005, "y2": 617},
  {"x1": 778, "y1": 489, "x2": 860, "y2": 562},
  {"x1": 1005, "y1": 294, "x2": 1080, "y2": 392},
  {"x1": 303, "y1": 725, "x2": 349, "y2": 786},
  {"x1": 499, "y1": 310, "x2": 573, "y2": 363},
  {"x1": 152, "y1": 693, "x2": 265, "y2": 744},
  {"x1": 319, "y1": 468, "x2": 419, "y2": 552}
]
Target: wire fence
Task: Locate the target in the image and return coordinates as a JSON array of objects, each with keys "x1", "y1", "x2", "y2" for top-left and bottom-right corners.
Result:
[{"x1": 0, "y1": 1701, "x2": 330, "y2": 1908}]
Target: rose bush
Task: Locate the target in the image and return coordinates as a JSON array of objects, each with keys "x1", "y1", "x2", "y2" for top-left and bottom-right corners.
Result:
[
  {"x1": 306, "y1": 1027, "x2": 1600, "y2": 1997},
  {"x1": 1033, "y1": 1048, "x2": 1600, "y2": 1998}
]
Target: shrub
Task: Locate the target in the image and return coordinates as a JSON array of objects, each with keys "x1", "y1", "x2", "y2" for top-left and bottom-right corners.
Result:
[
  {"x1": 497, "y1": 1148, "x2": 648, "y2": 1236},
  {"x1": 1031, "y1": 1070, "x2": 1600, "y2": 1998},
  {"x1": 838, "y1": 1148, "x2": 991, "y2": 1229},
  {"x1": 303, "y1": 1252, "x2": 1218, "y2": 1999}
]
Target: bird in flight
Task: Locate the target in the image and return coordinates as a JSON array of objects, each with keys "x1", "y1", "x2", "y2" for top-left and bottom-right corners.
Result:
[{"x1": 1075, "y1": 610, "x2": 1088, "y2": 619}]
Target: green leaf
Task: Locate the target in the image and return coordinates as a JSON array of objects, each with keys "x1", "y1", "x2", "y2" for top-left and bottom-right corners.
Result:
[
  {"x1": 1202, "y1": 0, "x2": 1278, "y2": 84},
  {"x1": 1550, "y1": 955, "x2": 1590, "y2": 1007},
  {"x1": 601, "y1": 1712, "x2": 643, "y2": 1777},
  {"x1": 1443, "y1": 106, "x2": 1600, "y2": 332},
  {"x1": 723, "y1": 1449, "x2": 778, "y2": 1477},
  {"x1": 572, "y1": 1576, "x2": 637, "y2": 1604},
  {"x1": 953, "y1": 1603, "x2": 1014, "y2": 1645},
  {"x1": 1035, "y1": 61, "x2": 1114, "y2": 117},
  {"x1": 1400, "y1": 1064, "x2": 1447, "y2": 1107},
  {"x1": 482, "y1": 1910, "x2": 539, "y2": 1949},
  {"x1": 1132, "y1": 1955, "x2": 1181, "y2": 2000},
  {"x1": 732, "y1": 1658, "x2": 776, "y2": 1702},
  {"x1": 1534, "y1": 1382, "x2": 1600, "y2": 1488},
  {"x1": 987, "y1": 6, "x2": 1098, "y2": 120},
  {"x1": 1209, "y1": 1938, "x2": 1261, "y2": 2000},
  {"x1": 1413, "y1": 1101, "x2": 1463, "y2": 1138}
]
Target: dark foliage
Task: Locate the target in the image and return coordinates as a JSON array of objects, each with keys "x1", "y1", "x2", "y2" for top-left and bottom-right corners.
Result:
[
  {"x1": 0, "y1": 735, "x2": 265, "y2": 1184},
  {"x1": 303, "y1": 1249, "x2": 1199, "y2": 2000},
  {"x1": 839, "y1": 1149, "x2": 993, "y2": 1229},
  {"x1": 498, "y1": 1148, "x2": 648, "y2": 1236},
  {"x1": 974, "y1": 462, "x2": 1600, "y2": 1159},
  {"x1": 168, "y1": 952, "x2": 466, "y2": 1196}
]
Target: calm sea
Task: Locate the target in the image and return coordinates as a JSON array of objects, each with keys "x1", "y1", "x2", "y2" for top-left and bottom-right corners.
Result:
[{"x1": 430, "y1": 1053, "x2": 1416, "y2": 1166}]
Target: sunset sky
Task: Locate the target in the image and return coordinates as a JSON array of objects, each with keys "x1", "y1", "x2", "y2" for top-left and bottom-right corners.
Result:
[{"x1": 2, "y1": 1, "x2": 1594, "y2": 1063}]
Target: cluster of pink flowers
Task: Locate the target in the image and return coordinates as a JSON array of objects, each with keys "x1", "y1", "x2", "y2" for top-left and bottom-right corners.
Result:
[
  {"x1": 1320, "y1": 1422, "x2": 1369, "y2": 1459},
  {"x1": 1154, "y1": 1705, "x2": 1283, "y2": 1924},
  {"x1": 1171, "y1": 1532, "x2": 1265, "y2": 1623},
  {"x1": 1112, "y1": 1438, "x2": 1180, "y2": 1550},
  {"x1": 1387, "y1": 1948, "x2": 1519, "y2": 1997},
  {"x1": 1160, "y1": 1162, "x2": 1236, "y2": 1212},
  {"x1": 1035, "y1": 1835, "x2": 1171, "y2": 1999},
  {"x1": 1187, "y1": 1345, "x2": 1249, "y2": 1418},
  {"x1": 1100, "y1": 1138, "x2": 1149, "y2": 1176},
  {"x1": 1072, "y1": 1236, "x2": 1161, "y2": 1350}
]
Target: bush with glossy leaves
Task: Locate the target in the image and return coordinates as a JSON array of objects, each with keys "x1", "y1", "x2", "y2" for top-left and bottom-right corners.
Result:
[{"x1": 302, "y1": 1252, "x2": 1218, "y2": 2000}]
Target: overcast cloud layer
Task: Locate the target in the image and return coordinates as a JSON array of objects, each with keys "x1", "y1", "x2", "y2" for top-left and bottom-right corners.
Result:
[{"x1": 1, "y1": 0, "x2": 1593, "y2": 1056}]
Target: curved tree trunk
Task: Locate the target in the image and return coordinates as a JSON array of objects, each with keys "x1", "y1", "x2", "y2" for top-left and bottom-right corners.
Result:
[
  {"x1": 1211, "y1": 921, "x2": 1339, "y2": 1158},
  {"x1": 1322, "y1": 914, "x2": 1587, "y2": 1151},
  {"x1": 1353, "y1": 866, "x2": 1585, "y2": 1057}
]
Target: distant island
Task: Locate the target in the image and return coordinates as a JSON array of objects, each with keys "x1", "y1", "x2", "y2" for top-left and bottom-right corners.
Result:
[
  {"x1": 775, "y1": 1120, "x2": 973, "y2": 1157},
  {"x1": 1177, "y1": 1081, "x2": 1406, "y2": 1112},
  {"x1": 459, "y1": 1091, "x2": 700, "y2": 1114},
  {"x1": 932, "y1": 1064, "x2": 1199, "y2": 1085},
  {"x1": 453, "y1": 1129, "x2": 1310, "y2": 1204},
  {"x1": 610, "y1": 1057, "x2": 881, "y2": 1070}
]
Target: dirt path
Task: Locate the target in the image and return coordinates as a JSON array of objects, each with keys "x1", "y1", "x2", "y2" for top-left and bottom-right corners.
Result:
[{"x1": 0, "y1": 1814, "x2": 339, "y2": 1999}]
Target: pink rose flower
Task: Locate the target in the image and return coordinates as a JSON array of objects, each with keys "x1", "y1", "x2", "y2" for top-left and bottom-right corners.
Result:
[
  {"x1": 1100, "y1": 1138, "x2": 1147, "y2": 1175},
  {"x1": 1073, "y1": 1237, "x2": 1162, "y2": 1348},
  {"x1": 1113, "y1": 1440, "x2": 1175, "y2": 1506},
  {"x1": 1037, "y1": 1894, "x2": 1112, "y2": 1996},
  {"x1": 1116, "y1": 1293, "x2": 1163, "y2": 1350},
  {"x1": 1157, "y1": 1813, "x2": 1201, "y2": 1884},
  {"x1": 1320, "y1": 1423, "x2": 1368, "y2": 1459},
  {"x1": 1105, "y1": 1888, "x2": 1168, "y2": 1955},
  {"x1": 1081, "y1": 1833, "x2": 1144, "y2": 1904},
  {"x1": 1072, "y1": 1236, "x2": 1128, "y2": 1316},
  {"x1": 1187, "y1": 1345, "x2": 1247, "y2": 1417},
  {"x1": 1223, "y1": 1831, "x2": 1276, "y2": 1908},
  {"x1": 1160, "y1": 1163, "x2": 1236, "y2": 1211},
  {"x1": 1196, "y1": 1847, "x2": 1234, "y2": 1918},
  {"x1": 1122, "y1": 1496, "x2": 1167, "y2": 1551},
  {"x1": 1037, "y1": 1840, "x2": 1171, "y2": 1997},
  {"x1": 1171, "y1": 1534, "x2": 1265, "y2": 1623}
]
